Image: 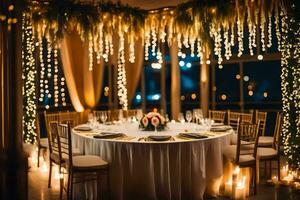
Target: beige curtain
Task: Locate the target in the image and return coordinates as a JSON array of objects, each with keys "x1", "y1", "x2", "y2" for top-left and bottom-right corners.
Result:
[
  {"x1": 170, "y1": 41, "x2": 181, "y2": 120},
  {"x1": 60, "y1": 32, "x2": 104, "y2": 112},
  {"x1": 125, "y1": 37, "x2": 144, "y2": 106}
]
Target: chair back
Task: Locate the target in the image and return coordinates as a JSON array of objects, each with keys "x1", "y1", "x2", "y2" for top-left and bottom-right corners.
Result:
[
  {"x1": 57, "y1": 123, "x2": 73, "y2": 169},
  {"x1": 240, "y1": 113, "x2": 253, "y2": 124},
  {"x1": 273, "y1": 112, "x2": 283, "y2": 150},
  {"x1": 227, "y1": 111, "x2": 240, "y2": 130},
  {"x1": 48, "y1": 122, "x2": 62, "y2": 161},
  {"x1": 255, "y1": 111, "x2": 267, "y2": 136},
  {"x1": 44, "y1": 111, "x2": 60, "y2": 149},
  {"x1": 236, "y1": 121, "x2": 260, "y2": 164},
  {"x1": 209, "y1": 110, "x2": 226, "y2": 123},
  {"x1": 59, "y1": 111, "x2": 79, "y2": 128},
  {"x1": 36, "y1": 113, "x2": 41, "y2": 144}
]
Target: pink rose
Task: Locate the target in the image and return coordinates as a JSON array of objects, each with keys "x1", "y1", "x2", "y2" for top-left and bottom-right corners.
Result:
[
  {"x1": 151, "y1": 116, "x2": 160, "y2": 127},
  {"x1": 142, "y1": 116, "x2": 149, "y2": 127}
]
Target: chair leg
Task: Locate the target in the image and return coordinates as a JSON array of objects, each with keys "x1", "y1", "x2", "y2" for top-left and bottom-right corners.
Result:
[
  {"x1": 253, "y1": 166, "x2": 257, "y2": 195},
  {"x1": 59, "y1": 166, "x2": 63, "y2": 200},
  {"x1": 277, "y1": 156, "x2": 281, "y2": 181},
  {"x1": 48, "y1": 160, "x2": 52, "y2": 188},
  {"x1": 67, "y1": 171, "x2": 73, "y2": 200},
  {"x1": 37, "y1": 146, "x2": 41, "y2": 168},
  {"x1": 264, "y1": 160, "x2": 267, "y2": 177},
  {"x1": 269, "y1": 160, "x2": 272, "y2": 178}
]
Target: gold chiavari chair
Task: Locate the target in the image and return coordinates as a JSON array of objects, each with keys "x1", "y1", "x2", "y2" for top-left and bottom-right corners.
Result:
[
  {"x1": 223, "y1": 121, "x2": 261, "y2": 195},
  {"x1": 227, "y1": 111, "x2": 240, "y2": 130},
  {"x1": 57, "y1": 123, "x2": 109, "y2": 200},
  {"x1": 240, "y1": 113, "x2": 253, "y2": 124},
  {"x1": 36, "y1": 113, "x2": 48, "y2": 168},
  {"x1": 255, "y1": 111, "x2": 267, "y2": 136},
  {"x1": 258, "y1": 112, "x2": 281, "y2": 147},
  {"x1": 59, "y1": 111, "x2": 80, "y2": 128},
  {"x1": 209, "y1": 110, "x2": 226, "y2": 123},
  {"x1": 257, "y1": 113, "x2": 283, "y2": 182}
]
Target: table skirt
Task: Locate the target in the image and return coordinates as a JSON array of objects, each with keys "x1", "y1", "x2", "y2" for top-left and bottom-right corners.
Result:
[{"x1": 72, "y1": 133, "x2": 231, "y2": 200}]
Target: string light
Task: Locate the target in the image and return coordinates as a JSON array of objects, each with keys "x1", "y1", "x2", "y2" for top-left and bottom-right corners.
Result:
[
  {"x1": 237, "y1": 20, "x2": 244, "y2": 57},
  {"x1": 22, "y1": 13, "x2": 37, "y2": 144},
  {"x1": 260, "y1": 12, "x2": 266, "y2": 52},
  {"x1": 88, "y1": 34, "x2": 94, "y2": 71},
  {"x1": 144, "y1": 30, "x2": 150, "y2": 60},
  {"x1": 267, "y1": 14, "x2": 273, "y2": 48},
  {"x1": 117, "y1": 32, "x2": 128, "y2": 110},
  {"x1": 53, "y1": 43, "x2": 59, "y2": 107},
  {"x1": 151, "y1": 26, "x2": 157, "y2": 56}
]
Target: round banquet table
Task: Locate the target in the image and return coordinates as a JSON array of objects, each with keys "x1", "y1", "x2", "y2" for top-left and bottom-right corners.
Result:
[{"x1": 71, "y1": 122, "x2": 233, "y2": 200}]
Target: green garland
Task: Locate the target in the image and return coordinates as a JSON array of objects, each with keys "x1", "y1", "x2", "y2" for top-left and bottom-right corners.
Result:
[{"x1": 281, "y1": 1, "x2": 300, "y2": 169}]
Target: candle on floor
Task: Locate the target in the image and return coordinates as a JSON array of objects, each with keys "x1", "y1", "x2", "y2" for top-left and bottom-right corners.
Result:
[
  {"x1": 293, "y1": 182, "x2": 300, "y2": 190},
  {"x1": 282, "y1": 174, "x2": 293, "y2": 185},
  {"x1": 281, "y1": 164, "x2": 289, "y2": 179},
  {"x1": 224, "y1": 179, "x2": 232, "y2": 197},
  {"x1": 272, "y1": 176, "x2": 278, "y2": 184},
  {"x1": 233, "y1": 176, "x2": 246, "y2": 200}
]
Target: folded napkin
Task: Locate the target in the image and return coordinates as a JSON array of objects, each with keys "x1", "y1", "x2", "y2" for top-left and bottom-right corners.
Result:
[
  {"x1": 178, "y1": 133, "x2": 208, "y2": 139},
  {"x1": 211, "y1": 123, "x2": 225, "y2": 127},
  {"x1": 74, "y1": 126, "x2": 92, "y2": 131},
  {"x1": 93, "y1": 132, "x2": 124, "y2": 139},
  {"x1": 210, "y1": 126, "x2": 232, "y2": 132},
  {"x1": 147, "y1": 135, "x2": 172, "y2": 141}
]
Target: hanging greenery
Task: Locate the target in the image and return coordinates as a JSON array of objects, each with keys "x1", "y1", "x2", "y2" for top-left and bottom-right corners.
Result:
[{"x1": 281, "y1": 1, "x2": 300, "y2": 170}]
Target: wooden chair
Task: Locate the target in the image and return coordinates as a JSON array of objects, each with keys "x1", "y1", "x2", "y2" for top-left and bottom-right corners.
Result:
[
  {"x1": 255, "y1": 111, "x2": 267, "y2": 136},
  {"x1": 227, "y1": 111, "x2": 240, "y2": 130},
  {"x1": 36, "y1": 113, "x2": 48, "y2": 168},
  {"x1": 258, "y1": 112, "x2": 281, "y2": 147},
  {"x1": 57, "y1": 123, "x2": 109, "y2": 200},
  {"x1": 240, "y1": 113, "x2": 253, "y2": 124},
  {"x1": 59, "y1": 111, "x2": 80, "y2": 128},
  {"x1": 209, "y1": 110, "x2": 226, "y2": 123},
  {"x1": 223, "y1": 121, "x2": 261, "y2": 195},
  {"x1": 257, "y1": 113, "x2": 283, "y2": 181}
]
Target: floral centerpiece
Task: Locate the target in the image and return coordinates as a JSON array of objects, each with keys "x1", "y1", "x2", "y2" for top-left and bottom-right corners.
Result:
[{"x1": 139, "y1": 112, "x2": 166, "y2": 131}]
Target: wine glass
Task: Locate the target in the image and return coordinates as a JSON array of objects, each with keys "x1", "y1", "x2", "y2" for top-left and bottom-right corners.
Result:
[
  {"x1": 178, "y1": 112, "x2": 185, "y2": 123},
  {"x1": 88, "y1": 113, "x2": 94, "y2": 124},
  {"x1": 136, "y1": 110, "x2": 143, "y2": 121},
  {"x1": 100, "y1": 112, "x2": 107, "y2": 124},
  {"x1": 118, "y1": 110, "x2": 124, "y2": 122},
  {"x1": 185, "y1": 110, "x2": 192, "y2": 123},
  {"x1": 165, "y1": 114, "x2": 170, "y2": 123}
]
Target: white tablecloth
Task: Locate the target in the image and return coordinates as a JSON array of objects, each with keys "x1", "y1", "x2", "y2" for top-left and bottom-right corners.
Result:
[{"x1": 72, "y1": 122, "x2": 233, "y2": 200}]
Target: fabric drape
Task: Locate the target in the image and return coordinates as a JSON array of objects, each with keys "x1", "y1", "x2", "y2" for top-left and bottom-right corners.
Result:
[
  {"x1": 125, "y1": 38, "x2": 144, "y2": 106},
  {"x1": 170, "y1": 41, "x2": 181, "y2": 120},
  {"x1": 60, "y1": 32, "x2": 104, "y2": 112}
]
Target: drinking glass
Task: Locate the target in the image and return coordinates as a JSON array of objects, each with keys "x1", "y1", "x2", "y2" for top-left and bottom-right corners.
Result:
[
  {"x1": 185, "y1": 110, "x2": 192, "y2": 123},
  {"x1": 100, "y1": 112, "x2": 107, "y2": 124},
  {"x1": 178, "y1": 112, "x2": 185, "y2": 123},
  {"x1": 88, "y1": 113, "x2": 94, "y2": 124},
  {"x1": 165, "y1": 114, "x2": 170, "y2": 123},
  {"x1": 136, "y1": 110, "x2": 143, "y2": 121}
]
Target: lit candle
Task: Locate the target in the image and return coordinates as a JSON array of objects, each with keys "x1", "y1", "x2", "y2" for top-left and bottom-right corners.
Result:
[
  {"x1": 232, "y1": 166, "x2": 240, "y2": 198},
  {"x1": 293, "y1": 182, "x2": 300, "y2": 190},
  {"x1": 282, "y1": 174, "x2": 293, "y2": 185},
  {"x1": 224, "y1": 179, "x2": 232, "y2": 197},
  {"x1": 233, "y1": 176, "x2": 246, "y2": 200},
  {"x1": 281, "y1": 164, "x2": 289, "y2": 179},
  {"x1": 272, "y1": 176, "x2": 278, "y2": 183}
]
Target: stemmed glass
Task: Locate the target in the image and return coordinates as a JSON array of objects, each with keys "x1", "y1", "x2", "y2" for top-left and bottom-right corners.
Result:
[
  {"x1": 100, "y1": 112, "x2": 107, "y2": 124},
  {"x1": 178, "y1": 112, "x2": 185, "y2": 123},
  {"x1": 185, "y1": 110, "x2": 192, "y2": 123},
  {"x1": 136, "y1": 110, "x2": 143, "y2": 122}
]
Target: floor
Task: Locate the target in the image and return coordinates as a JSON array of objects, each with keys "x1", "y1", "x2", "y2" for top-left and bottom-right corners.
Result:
[{"x1": 28, "y1": 153, "x2": 300, "y2": 200}]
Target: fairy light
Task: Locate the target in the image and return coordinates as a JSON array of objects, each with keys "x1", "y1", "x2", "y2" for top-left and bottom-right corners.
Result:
[
  {"x1": 88, "y1": 34, "x2": 94, "y2": 71},
  {"x1": 22, "y1": 13, "x2": 37, "y2": 144},
  {"x1": 224, "y1": 28, "x2": 232, "y2": 60},
  {"x1": 177, "y1": 34, "x2": 182, "y2": 57},
  {"x1": 183, "y1": 34, "x2": 189, "y2": 48},
  {"x1": 151, "y1": 26, "x2": 157, "y2": 56},
  {"x1": 104, "y1": 35, "x2": 109, "y2": 62},
  {"x1": 156, "y1": 46, "x2": 163, "y2": 64},
  {"x1": 275, "y1": 10, "x2": 281, "y2": 51},
  {"x1": 267, "y1": 14, "x2": 273, "y2": 48},
  {"x1": 60, "y1": 77, "x2": 67, "y2": 106},
  {"x1": 117, "y1": 32, "x2": 128, "y2": 110},
  {"x1": 38, "y1": 38, "x2": 45, "y2": 102},
  {"x1": 53, "y1": 43, "x2": 59, "y2": 107},
  {"x1": 190, "y1": 37, "x2": 195, "y2": 57},
  {"x1": 260, "y1": 12, "x2": 266, "y2": 52},
  {"x1": 144, "y1": 30, "x2": 150, "y2": 60},
  {"x1": 237, "y1": 20, "x2": 244, "y2": 57},
  {"x1": 129, "y1": 41, "x2": 135, "y2": 63},
  {"x1": 96, "y1": 24, "x2": 103, "y2": 63},
  {"x1": 280, "y1": 8, "x2": 300, "y2": 169},
  {"x1": 230, "y1": 24, "x2": 235, "y2": 46},
  {"x1": 248, "y1": 22, "x2": 254, "y2": 56}
]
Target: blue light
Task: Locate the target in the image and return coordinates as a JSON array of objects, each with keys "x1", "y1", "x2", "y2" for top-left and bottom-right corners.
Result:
[
  {"x1": 136, "y1": 94, "x2": 141, "y2": 100},
  {"x1": 179, "y1": 60, "x2": 185, "y2": 67},
  {"x1": 186, "y1": 62, "x2": 192, "y2": 68},
  {"x1": 152, "y1": 94, "x2": 160, "y2": 100}
]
